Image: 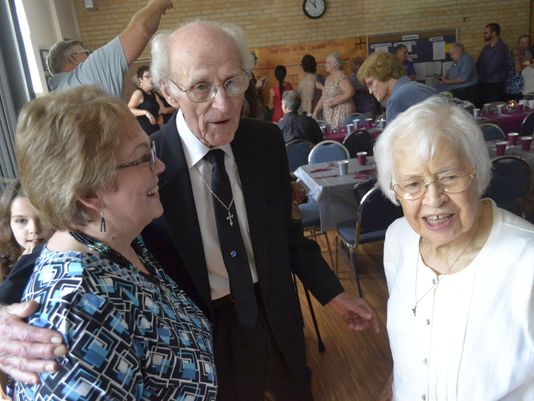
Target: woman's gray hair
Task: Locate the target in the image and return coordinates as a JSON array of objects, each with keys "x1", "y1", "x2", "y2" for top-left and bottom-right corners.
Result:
[
  {"x1": 374, "y1": 96, "x2": 492, "y2": 204},
  {"x1": 326, "y1": 52, "x2": 342, "y2": 70},
  {"x1": 151, "y1": 19, "x2": 254, "y2": 89}
]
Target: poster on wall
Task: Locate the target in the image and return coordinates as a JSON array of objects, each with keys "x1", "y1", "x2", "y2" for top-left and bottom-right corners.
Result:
[{"x1": 367, "y1": 28, "x2": 457, "y2": 82}]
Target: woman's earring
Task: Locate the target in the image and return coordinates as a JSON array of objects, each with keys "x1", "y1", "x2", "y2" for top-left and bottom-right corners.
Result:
[{"x1": 99, "y1": 210, "x2": 106, "y2": 233}]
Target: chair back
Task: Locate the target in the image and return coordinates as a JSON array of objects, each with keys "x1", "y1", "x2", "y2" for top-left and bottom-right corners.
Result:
[
  {"x1": 344, "y1": 112, "x2": 368, "y2": 127},
  {"x1": 520, "y1": 111, "x2": 534, "y2": 137},
  {"x1": 285, "y1": 140, "x2": 314, "y2": 172},
  {"x1": 343, "y1": 130, "x2": 374, "y2": 157},
  {"x1": 478, "y1": 122, "x2": 505, "y2": 141},
  {"x1": 308, "y1": 140, "x2": 350, "y2": 164},
  {"x1": 354, "y1": 183, "x2": 404, "y2": 244},
  {"x1": 483, "y1": 156, "x2": 531, "y2": 216}
]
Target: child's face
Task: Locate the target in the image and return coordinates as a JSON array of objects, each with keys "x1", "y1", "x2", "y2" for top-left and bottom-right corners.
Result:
[{"x1": 10, "y1": 196, "x2": 52, "y2": 254}]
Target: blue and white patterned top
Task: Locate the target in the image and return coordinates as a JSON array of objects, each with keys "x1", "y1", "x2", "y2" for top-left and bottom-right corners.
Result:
[{"x1": 15, "y1": 240, "x2": 217, "y2": 401}]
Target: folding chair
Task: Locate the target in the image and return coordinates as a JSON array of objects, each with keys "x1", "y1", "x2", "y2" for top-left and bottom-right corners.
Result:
[
  {"x1": 483, "y1": 155, "x2": 531, "y2": 217},
  {"x1": 478, "y1": 122, "x2": 506, "y2": 141},
  {"x1": 308, "y1": 140, "x2": 350, "y2": 164},
  {"x1": 520, "y1": 111, "x2": 534, "y2": 137},
  {"x1": 335, "y1": 180, "x2": 403, "y2": 296},
  {"x1": 285, "y1": 139, "x2": 314, "y2": 172},
  {"x1": 343, "y1": 130, "x2": 374, "y2": 157}
]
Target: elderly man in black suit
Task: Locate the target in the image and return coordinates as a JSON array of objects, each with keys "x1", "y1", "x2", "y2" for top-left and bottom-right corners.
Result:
[
  {"x1": 0, "y1": 20, "x2": 378, "y2": 401},
  {"x1": 277, "y1": 90, "x2": 324, "y2": 144}
]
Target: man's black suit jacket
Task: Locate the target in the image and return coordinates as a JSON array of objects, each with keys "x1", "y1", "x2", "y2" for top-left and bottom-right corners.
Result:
[{"x1": 150, "y1": 114, "x2": 343, "y2": 384}]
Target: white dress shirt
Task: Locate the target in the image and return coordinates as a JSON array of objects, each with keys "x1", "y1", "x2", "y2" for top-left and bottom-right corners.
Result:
[
  {"x1": 384, "y1": 200, "x2": 534, "y2": 401},
  {"x1": 176, "y1": 110, "x2": 258, "y2": 300}
]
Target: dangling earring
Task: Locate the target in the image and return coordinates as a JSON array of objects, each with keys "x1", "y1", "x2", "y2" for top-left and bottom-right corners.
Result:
[{"x1": 99, "y1": 210, "x2": 107, "y2": 233}]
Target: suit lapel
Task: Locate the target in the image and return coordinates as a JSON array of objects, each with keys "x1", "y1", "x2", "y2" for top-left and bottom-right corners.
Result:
[
  {"x1": 154, "y1": 117, "x2": 212, "y2": 310},
  {"x1": 231, "y1": 120, "x2": 271, "y2": 284}
]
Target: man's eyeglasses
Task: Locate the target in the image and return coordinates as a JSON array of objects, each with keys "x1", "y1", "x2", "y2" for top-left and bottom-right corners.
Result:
[
  {"x1": 169, "y1": 71, "x2": 250, "y2": 103},
  {"x1": 116, "y1": 141, "x2": 157, "y2": 172},
  {"x1": 71, "y1": 50, "x2": 90, "y2": 58},
  {"x1": 390, "y1": 171, "x2": 475, "y2": 200}
]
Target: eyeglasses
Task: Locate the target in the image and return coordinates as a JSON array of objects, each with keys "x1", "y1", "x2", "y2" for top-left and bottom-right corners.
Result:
[
  {"x1": 72, "y1": 50, "x2": 90, "y2": 57},
  {"x1": 116, "y1": 141, "x2": 157, "y2": 171},
  {"x1": 169, "y1": 71, "x2": 250, "y2": 103},
  {"x1": 390, "y1": 171, "x2": 475, "y2": 200}
]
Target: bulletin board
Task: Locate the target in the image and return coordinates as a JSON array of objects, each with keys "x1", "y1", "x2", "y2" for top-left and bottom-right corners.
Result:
[
  {"x1": 367, "y1": 29, "x2": 458, "y2": 80},
  {"x1": 253, "y1": 36, "x2": 367, "y2": 104}
]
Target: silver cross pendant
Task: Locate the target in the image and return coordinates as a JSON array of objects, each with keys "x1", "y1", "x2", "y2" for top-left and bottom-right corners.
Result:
[{"x1": 226, "y1": 210, "x2": 235, "y2": 226}]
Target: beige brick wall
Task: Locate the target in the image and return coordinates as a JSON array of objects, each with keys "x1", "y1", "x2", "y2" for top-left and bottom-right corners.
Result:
[{"x1": 74, "y1": 0, "x2": 530, "y2": 61}]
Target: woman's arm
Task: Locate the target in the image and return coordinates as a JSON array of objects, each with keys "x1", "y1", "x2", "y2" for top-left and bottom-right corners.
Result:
[
  {"x1": 324, "y1": 77, "x2": 354, "y2": 107},
  {"x1": 312, "y1": 94, "x2": 324, "y2": 119},
  {"x1": 268, "y1": 87, "x2": 275, "y2": 110},
  {"x1": 128, "y1": 89, "x2": 156, "y2": 124}
]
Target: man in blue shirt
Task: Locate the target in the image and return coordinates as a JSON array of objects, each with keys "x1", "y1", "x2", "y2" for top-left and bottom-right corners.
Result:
[
  {"x1": 394, "y1": 44, "x2": 416, "y2": 81},
  {"x1": 46, "y1": 0, "x2": 173, "y2": 97},
  {"x1": 434, "y1": 43, "x2": 478, "y2": 92}
]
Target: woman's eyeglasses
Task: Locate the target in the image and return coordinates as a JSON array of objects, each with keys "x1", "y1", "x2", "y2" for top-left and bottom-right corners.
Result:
[
  {"x1": 116, "y1": 141, "x2": 157, "y2": 171},
  {"x1": 390, "y1": 171, "x2": 476, "y2": 200}
]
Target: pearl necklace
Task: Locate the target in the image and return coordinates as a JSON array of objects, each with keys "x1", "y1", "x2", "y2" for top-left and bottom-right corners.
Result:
[{"x1": 412, "y1": 233, "x2": 477, "y2": 317}]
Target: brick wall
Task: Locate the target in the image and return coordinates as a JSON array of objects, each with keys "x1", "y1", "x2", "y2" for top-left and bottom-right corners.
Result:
[{"x1": 74, "y1": 0, "x2": 530, "y2": 62}]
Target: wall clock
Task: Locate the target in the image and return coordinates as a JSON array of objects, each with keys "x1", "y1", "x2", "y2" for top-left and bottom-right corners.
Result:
[{"x1": 303, "y1": 0, "x2": 326, "y2": 19}]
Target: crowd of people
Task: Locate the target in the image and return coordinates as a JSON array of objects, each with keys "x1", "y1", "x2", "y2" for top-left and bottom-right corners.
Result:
[{"x1": 0, "y1": 3, "x2": 533, "y2": 400}]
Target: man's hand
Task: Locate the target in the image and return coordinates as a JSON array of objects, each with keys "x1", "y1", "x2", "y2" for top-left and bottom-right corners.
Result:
[
  {"x1": 326, "y1": 291, "x2": 380, "y2": 333},
  {"x1": 0, "y1": 301, "x2": 67, "y2": 384},
  {"x1": 291, "y1": 181, "x2": 307, "y2": 204}
]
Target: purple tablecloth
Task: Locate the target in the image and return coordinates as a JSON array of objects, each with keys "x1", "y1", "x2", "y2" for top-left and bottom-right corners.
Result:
[
  {"x1": 324, "y1": 127, "x2": 383, "y2": 143},
  {"x1": 481, "y1": 110, "x2": 532, "y2": 134}
]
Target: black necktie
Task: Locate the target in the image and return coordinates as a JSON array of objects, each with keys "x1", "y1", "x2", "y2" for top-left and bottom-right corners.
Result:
[{"x1": 204, "y1": 149, "x2": 258, "y2": 329}]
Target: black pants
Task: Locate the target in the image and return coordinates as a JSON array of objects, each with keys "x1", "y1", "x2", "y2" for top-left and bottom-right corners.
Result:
[
  {"x1": 479, "y1": 81, "x2": 505, "y2": 104},
  {"x1": 212, "y1": 287, "x2": 313, "y2": 401}
]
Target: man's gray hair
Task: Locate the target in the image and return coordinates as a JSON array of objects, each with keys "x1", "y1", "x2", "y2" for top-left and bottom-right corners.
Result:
[
  {"x1": 326, "y1": 52, "x2": 342, "y2": 70},
  {"x1": 47, "y1": 40, "x2": 82, "y2": 75},
  {"x1": 151, "y1": 20, "x2": 254, "y2": 90},
  {"x1": 374, "y1": 96, "x2": 492, "y2": 204},
  {"x1": 451, "y1": 42, "x2": 465, "y2": 53},
  {"x1": 282, "y1": 90, "x2": 301, "y2": 112}
]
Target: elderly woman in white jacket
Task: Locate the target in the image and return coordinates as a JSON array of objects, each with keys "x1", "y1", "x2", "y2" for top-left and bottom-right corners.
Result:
[{"x1": 374, "y1": 96, "x2": 534, "y2": 401}]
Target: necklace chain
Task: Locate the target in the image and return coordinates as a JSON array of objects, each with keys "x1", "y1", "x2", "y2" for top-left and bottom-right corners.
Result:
[
  {"x1": 196, "y1": 165, "x2": 235, "y2": 227},
  {"x1": 412, "y1": 233, "x2": 477, "y2": 316}
]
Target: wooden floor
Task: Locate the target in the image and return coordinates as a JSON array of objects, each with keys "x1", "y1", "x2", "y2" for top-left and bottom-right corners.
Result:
[{"x1": 296, "y1": 232, "x2": 392, "y2": 401}]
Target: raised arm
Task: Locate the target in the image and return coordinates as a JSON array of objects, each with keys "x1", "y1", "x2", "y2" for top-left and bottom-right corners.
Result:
[{"x1": 119, "y1": 0, "x2": 174, "y2": 65}]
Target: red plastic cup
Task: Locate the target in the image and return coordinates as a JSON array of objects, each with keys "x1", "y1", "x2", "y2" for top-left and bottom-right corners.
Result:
[
  {"x1": 496, "y1": 141, "x2": 507, "y2": 156},
  {"x1": 508, "y1": 132, "x2": 519, "y2": 145},
  {"x1": 521, "y1": 136, "x2": 533, "y2": 151},
  {"x1": 357, "y1": 151, "x2": 368, "y2": 165}
]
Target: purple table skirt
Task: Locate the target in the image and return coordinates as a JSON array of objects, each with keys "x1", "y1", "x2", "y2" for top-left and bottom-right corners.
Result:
[{"x1": 481, "y1": 109, "x2": 533, "y2": 134}]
